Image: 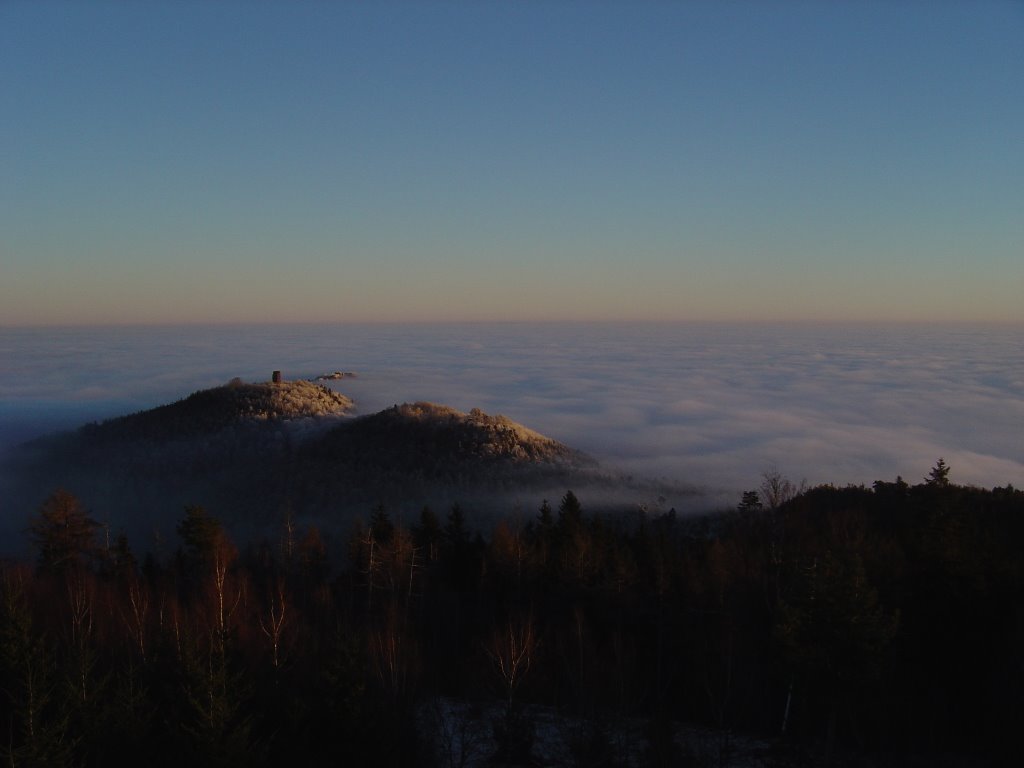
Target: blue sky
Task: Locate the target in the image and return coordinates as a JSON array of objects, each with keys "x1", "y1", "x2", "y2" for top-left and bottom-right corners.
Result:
[{"x1": 2, "y1": 1, "x2": 1022, "y2": 325}]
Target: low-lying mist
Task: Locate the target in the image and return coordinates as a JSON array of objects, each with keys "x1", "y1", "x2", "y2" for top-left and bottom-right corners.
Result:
[{"x1": 1, "y1": 322, "x2": 1021, "y2": 554}]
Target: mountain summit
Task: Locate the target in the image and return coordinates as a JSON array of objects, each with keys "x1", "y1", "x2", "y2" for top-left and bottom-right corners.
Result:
[{"x1": 82, "y1": 378, "x2": 354, "y2": 441}]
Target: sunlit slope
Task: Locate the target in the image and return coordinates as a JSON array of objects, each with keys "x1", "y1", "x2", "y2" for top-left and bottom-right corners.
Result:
[
  {"x1": 306, "y1": 401, "x2": 586, "y2": 470},
  {"x1": 80, "y1": 379, "x2": 354, "y2": 441}
]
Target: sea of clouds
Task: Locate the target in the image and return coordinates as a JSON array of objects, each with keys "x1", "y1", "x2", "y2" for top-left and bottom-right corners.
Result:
[{"x1": 1, "y1": 322, "x2": 1021, "y2": 511}]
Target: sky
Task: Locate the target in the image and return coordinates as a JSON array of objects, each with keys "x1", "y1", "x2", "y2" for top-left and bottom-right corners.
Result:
[{"x1": 1, "y1": 1, "x2": 1022, "y2": 325}]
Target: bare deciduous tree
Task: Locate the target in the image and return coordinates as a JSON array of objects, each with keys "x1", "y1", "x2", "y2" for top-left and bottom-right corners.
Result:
[
  {"x1": 761, "y1": 466, "x2": 802, "y2": 509},
  {"x1": 487, "y1": 613, "x2": 538, "y2": 716},
  {"x1": 124, "y1": 576, "x2": 149, "y2": 662},
  {"x1": 65, "y1": 571, "x2": 96, "y2": 704},
  {"x1": 259, "y1": 578, "x2": 288, "y2": 669}
]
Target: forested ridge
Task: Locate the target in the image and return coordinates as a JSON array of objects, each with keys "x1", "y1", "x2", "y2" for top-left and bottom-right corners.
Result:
[
  {"x1": 4, "y1": 388, "x2": 600, "y2": 536},
  {"x1": 2, "y1": 461, "x2": 1021, "y2": 767}
]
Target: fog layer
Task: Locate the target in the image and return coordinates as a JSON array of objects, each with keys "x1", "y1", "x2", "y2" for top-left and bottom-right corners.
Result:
[{"x1": 1, "y1": 322, "x2": 1020, "y2": 503}]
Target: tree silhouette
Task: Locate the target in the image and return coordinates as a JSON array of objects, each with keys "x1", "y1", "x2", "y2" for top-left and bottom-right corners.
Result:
[
  {"x1": 369, "y1": 504, "x2": 395, "y2": 546},
  {"x1": 176, "y1": 504, "x2": 224, "y2": 567},
  {"x1": 926, "y1": 458, "x2": 951, "y2": 487},
  {"x1": 0, "y1": 569, "x2": 72, "y2": 766},
  {"x1": 737, "y1": 490, "x2": 763, "y2": 512},
  {"x1": 557, "y1": 490, "x2": 583, "y2": 534},
  {"x1": 29, "y1": 489, "x2": 98, "y2": 572},
  {"x1": 444, "y1": 504, "x2": 468, "y2": 550},
  {"x1": 413, "y1": 506, "x2": 441, "y2": 562},
  {"x1": 760, "y1": 467, "x2": 797, "y2": 509}
]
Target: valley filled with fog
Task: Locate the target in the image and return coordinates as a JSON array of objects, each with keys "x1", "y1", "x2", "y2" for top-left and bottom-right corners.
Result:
[{"x1": 2, "y1": 322, "x2": 1020, "y2": 503}]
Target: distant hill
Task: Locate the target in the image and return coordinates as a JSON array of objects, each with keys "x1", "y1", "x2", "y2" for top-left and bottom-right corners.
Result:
[
  {"x1": 80, "y1": 379, "x2": 355, "y2": 441},
  {"x1": 285, "y1": 401, "x2": 595, "y2": 516},
  {"x1": 2, "y1": 380, "x2": 605, "y2": 543},
  {"x1": 306, "y1": 401, "x2": 585, "y2": 470}
]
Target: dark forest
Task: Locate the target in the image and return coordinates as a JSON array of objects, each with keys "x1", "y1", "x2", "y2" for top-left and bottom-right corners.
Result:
[{"x1": 3, "y1": 463, "x2": 1021, "y2": 766}]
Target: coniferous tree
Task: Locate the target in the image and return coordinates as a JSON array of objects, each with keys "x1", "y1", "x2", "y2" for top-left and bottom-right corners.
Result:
[
  {"x1": 925, "y1": 458, "x2": 951, "y2": 487},
  {"x1": 29, "y1": 489, "x2": 99, "y2": 573},
  {"x1": 412, "y1": 506, "x2": 441, "y2": 562},
  {"x1": 177, "y1": 505, "x2": 225, "y2": 568},
  {"x1": 444, "y1": 504, "x2": 468, "y2": 550},
  {"x1": 369, "y1": 504, "x2": 395, "y2": 546},
  {"x1": 537, "y1": 499, "x2": 554, "y2": 533},
  {"x1": 738, "y1": 490, "x2": 763, "y2": 512},
  {"x1": 558, "y1": 490, "x2": 583, "y2": 534},
  {"x1": 0, "y1": 569, "x2": 72, "y2": 766}
]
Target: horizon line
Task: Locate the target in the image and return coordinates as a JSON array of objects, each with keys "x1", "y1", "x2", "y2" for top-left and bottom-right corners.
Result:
[{"x1": 3, "y1": 317, "x2": 1022, "y2": 331}]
